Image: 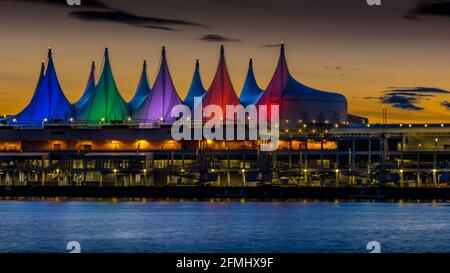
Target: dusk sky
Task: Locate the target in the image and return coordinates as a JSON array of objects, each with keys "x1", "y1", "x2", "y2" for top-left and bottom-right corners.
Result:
[{"x1": 1, "y1": 0, "x2": 450, "y2": 123}]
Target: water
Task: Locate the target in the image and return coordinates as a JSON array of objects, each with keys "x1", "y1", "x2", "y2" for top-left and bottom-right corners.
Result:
[{"x1": 0, "y1": 200, "x2": 449, "y2": 253}]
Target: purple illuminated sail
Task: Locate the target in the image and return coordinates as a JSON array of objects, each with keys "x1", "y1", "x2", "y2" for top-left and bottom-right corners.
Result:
[{"x1": 132, "y1": 47, "x2": 182, "y2": 123}]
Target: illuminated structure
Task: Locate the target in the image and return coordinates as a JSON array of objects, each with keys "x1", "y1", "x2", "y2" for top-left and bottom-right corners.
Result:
[
  {"x1": 1, "y1": 45, "x2": 448, "y2": 188},
  {"x1": 202, "y1": 46, "x2": 240, "y2": 120},
  {"x1": 183, "y1": 60, "x2": 206, "y2": 111},
  {"x1": 239, "y1": 58, "x2": 263, "y2": 107},
  {"x1": 13, "y1": 48, "x2": 73, "y2": 125},
  {"x1": 129, "y1": 60, "x2": 151, "y2": 111},
  {"x1": 132, "y1": 47, "x2": 182, "y2": 123},
  {"x1": 77, "y1": 48, "x2": 130, "y2": 123},
  {"x1": 256, "y1": 44, "x2": 347, "y2": 124},
  {"x1": 74, "y1": 62, "x2": 96, "y2": 111}
]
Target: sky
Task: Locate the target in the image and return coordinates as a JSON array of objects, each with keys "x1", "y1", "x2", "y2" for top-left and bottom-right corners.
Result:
[{"x1": 0, "y1": 0, "x2": 450, "y2": 123}]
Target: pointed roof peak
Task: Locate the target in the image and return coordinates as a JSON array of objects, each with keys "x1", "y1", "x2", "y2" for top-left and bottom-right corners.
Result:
[
  {"x1": 162, "y1": 46, "x2": 166, "y2": 57},
  {"x1": 249, "y1": 58, "x2": 253, "y2": 67},
  {"x1": 143, "y1": 60, "x2": 147, "y2": 69},
  {"x1": 195, "y1": 59, "x2": 200, "y2": 67},
  {"x1": 220, "y1": 45, "x2": 225, "y2": 57},
  {"x1": 104, "y1": 48, "x2": 109, "y2": 58},
  {"x1": 91, "y1": 61, "x2": 95, "y2": 69}
]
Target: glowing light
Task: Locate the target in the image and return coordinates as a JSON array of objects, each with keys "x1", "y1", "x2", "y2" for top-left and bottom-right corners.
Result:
[{"x1": 432, "y1": 169, "x2": 437, "y2": 173}]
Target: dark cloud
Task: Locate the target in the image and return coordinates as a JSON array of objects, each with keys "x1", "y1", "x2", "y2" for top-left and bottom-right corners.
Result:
[
  {"x1": 379, "y1": 86, "x2": 450, "y2": 111},
  {"x1": 2, "y1": 0, "x2": 109, "y2": 8},
  {"x1": 199, "y1": 34, "x2": 241, "y2": 42},
  {"x1": 381, "y1": 95, "x2": 424, "y2": 111},
  {"x1": 70, "y1": 10, "x2": 206, "y2": 31},
  {"x1": 386, "y1": 86, "x2": 450, "y2": 94},
  {"x1": 262, "y1": 43, "x2": 284, "y2": 48},
  {"x1": 441, "y1": 101, "x2": 450, "y2": 110},
  {"x1": 406, "y1": 0, "x2": 450, "y2": 20}
]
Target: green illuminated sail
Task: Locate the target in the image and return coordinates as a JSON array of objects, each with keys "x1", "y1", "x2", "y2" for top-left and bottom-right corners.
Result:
[{"x1": 77, "y1": 48, "x2": 130, "y2": 123}]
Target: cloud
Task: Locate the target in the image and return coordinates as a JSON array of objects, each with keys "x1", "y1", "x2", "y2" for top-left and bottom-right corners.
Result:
[
  {"x1": 442, "y1": 101, "x2": 450, "y2": 110},
  {"x1": 379, "y1": 86, "x2": 450, "y2": 111},
  {"x1": 70, "y1": 10, "x2": 206, "y2": 31},
  {"x1": 386, "y1": 86, "x2": 450, "y2": 94},
  {"x1": 199, "y1": 34, "x2": 241, "y2": 42},
  {"x1": 262, "y1": 43, "x2": 284, "y2": 48},
  {"x1": 381, "y1": 95, "x2": 424, "y2": 111},
  {"x1": 405, "y1": 0, "x2": 450, "y2": 20},
  {"x1": 2, "y1": 0, "x2": 110, "y2": 8}
]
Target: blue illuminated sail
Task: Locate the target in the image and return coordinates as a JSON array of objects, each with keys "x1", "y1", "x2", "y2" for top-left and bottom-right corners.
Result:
[
  {"x1": 14, "y1": 48, "x2": 73, "y2": 125},
  {"x1": 183, "y1": 59, "x2": 206, "y2": 110},
  {"x1": 239, "y1": 58, "x2": 263, "y2": 106},
  {"x1": 129, "y1": 60, "x2": 152, "y2": 110},
  {"x1": 74, "y1": 61, "x2": 96, "y2": 110}
]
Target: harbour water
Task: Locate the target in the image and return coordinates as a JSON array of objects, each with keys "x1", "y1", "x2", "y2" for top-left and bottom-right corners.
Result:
[{"x1": 0, "y1": 200, "x2": 449, "y2": 253}]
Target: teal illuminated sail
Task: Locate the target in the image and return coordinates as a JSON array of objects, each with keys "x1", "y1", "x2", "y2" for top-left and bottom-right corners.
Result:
[
  {"x1": 129, "y1": 60, "x2": 151, "y2": 110},
  {"x1": 74, "y1": 61, "x2": 96, "y2": 110}
]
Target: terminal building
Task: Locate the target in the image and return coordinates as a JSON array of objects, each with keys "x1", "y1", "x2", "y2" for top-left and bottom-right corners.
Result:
[{"x1": 0, "y1": 45, "x2": 448, "y2": 187}]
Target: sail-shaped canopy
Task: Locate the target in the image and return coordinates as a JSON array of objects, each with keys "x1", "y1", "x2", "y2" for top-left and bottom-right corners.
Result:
[
  {"x1": 256, "y1": 44, "x2": 347, "y2": 123},
  {"x1": 77, "y1": 48, "x2": 130, "y2": 123},
  {"x1": 256, "y1": 44, "x2": 290, "y2": 108},
  {"x1": 129, "y1": 60, "x2": 151, "y2": 110},
  {"x1": 74, "y1": 61, "x2": 96, "y2": 110},
  {"x1": 239, "y1": 58, "x2": 263, "y2": 106},
  {"x1": 202, "y1": 46, "x2": 240, "y2": 120},
  {"x1": 132, "y1": 47, "x2": 182, "y2": 123},
  {"x1": 13, "y1": 48, "x2": 73, "y2": 125},
  {"x1": 183, "y1": 59, "x2": 206, "y2": 110}
]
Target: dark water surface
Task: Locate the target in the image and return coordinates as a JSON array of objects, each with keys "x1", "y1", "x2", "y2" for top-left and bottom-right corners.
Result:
[{"x1": 0, "y1": 200, "x2": 448, "y2": 253}]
